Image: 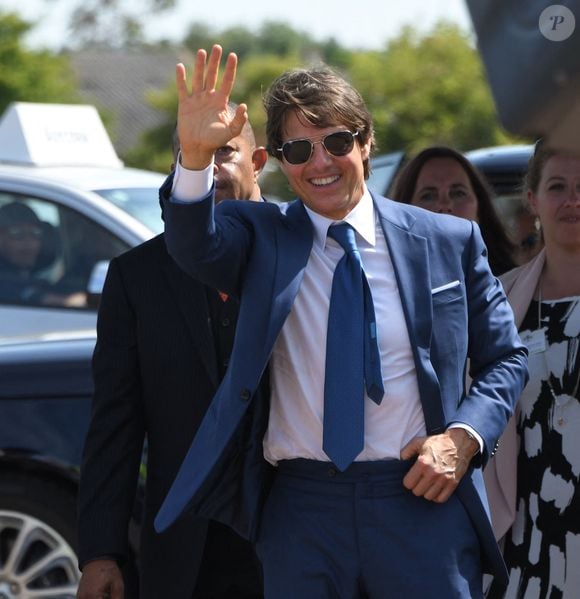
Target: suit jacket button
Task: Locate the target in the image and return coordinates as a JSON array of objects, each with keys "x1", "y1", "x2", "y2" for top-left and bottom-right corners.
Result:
[{"x1": 240, "y1": 389, "x2": 252, "y2": 401}]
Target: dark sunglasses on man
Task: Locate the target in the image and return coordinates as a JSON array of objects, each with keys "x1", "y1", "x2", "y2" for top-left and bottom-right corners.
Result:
[{"x1": 277, "y1": 130, "x2": 359, "y2": 165}]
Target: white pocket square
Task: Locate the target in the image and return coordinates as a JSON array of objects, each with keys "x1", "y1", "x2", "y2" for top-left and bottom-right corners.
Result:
[{"x1": 431, "y1": 280, "x2": 460, "y2": 295}]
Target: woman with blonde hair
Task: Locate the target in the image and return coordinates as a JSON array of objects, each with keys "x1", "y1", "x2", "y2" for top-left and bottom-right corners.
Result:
[{"x1": 486, "y1": 140, "x2": 580, "y2": 598}]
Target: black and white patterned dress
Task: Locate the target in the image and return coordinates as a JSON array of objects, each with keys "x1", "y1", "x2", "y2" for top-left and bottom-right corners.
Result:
[{"x1": 500, "y1": 297, "x2": 580, "y2": 599}]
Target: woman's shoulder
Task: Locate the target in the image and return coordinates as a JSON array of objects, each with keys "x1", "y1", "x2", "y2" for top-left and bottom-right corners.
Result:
[{"x1": 499, "y1": 249, "x2": 546, "y2": 291}]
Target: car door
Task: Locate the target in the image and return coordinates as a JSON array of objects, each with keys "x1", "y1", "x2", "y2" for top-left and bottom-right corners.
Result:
[{"x1": 0, "y1": 187, "x2": 135, "y2": 337}]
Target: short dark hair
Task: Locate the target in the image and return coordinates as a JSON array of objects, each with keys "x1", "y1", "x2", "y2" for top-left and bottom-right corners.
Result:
[
  {"x1": 263, "y1": 66, "x2": 375, "y2": 178},
  {"x1": 392, "y1": 145, "x2": 516, "y2": 275},
  {"x1": 0, "y1": 202, "x2": 41, "y2": 228}
]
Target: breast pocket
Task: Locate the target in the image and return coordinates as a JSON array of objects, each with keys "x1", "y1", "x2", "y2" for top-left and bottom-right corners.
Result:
[
  {"x1": 431, "y1": 281, "x2": 463, "y2": 306},
  {"x1": 431, "y1": 283, "x2": 466, "y2": 359}
]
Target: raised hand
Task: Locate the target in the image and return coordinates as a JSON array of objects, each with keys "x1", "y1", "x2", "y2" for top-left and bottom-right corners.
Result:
[{"x1": 176, "y1": 45, "x2": 248, "y2": 170}]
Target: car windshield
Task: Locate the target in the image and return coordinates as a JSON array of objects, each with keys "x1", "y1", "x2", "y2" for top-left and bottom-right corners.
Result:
[{"x1": 95, "y1": 187, "x2": 164, "y2": 234}]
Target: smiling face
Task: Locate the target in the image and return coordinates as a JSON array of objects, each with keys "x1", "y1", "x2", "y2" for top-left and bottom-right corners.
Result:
[
  {"x1": 528, "y1": 154, "x2": 580, "y2": 251},
  {"x1": 279, "y1": 111, "x2": 371, "y2": 220},
  {"x1": 410, "y1": 157, "x2": 479, "y2": 221}
]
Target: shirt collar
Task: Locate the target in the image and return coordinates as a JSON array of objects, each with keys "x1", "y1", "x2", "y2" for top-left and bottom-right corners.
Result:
[{"x1": 304, "y1": 186, "x2": 377, "y2": 250}]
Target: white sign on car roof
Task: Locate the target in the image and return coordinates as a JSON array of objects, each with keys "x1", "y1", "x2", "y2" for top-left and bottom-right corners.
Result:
[{"x1": 0, "y1": 102, "x2": 123, "y2": 168}]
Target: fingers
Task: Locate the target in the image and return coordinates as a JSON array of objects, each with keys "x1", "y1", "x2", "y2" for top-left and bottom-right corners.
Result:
[
  {"x1": 220, "y1": 52, "x2": 238, "y2": 97},
  {"x1": 173, "y1": 45, "x2": 241, "y2": 166},
  {"x1": 229, "y1": 103, "x2": 248, "y2": 137},
  {"x1": 191, "y1": 48, "x2": 207, "y2": 93},
  {"x1": 175, "y1": 63, "x2": 188, "y2": 101},
  {"x1": 404, "y1": 456, "x2": 458, "y2": 503},
  {"x1": 402, "y1": 434, "x2": 464, "y2": 503},
  {"x1": 175, "y1": 46, "x2": 238, "y2": 103},
  {"x1": 110, "y1": 576, "x2": 124, "y2": 599},
  {"x1": 400, "y1": 436, "x2": 423, "y2": 461},
  {"x1": 204, "y1": 44, "x2": 223, "y2": 91},
  {"x1": 77, "y1": 560, "x2": 124, "y2": 599}
]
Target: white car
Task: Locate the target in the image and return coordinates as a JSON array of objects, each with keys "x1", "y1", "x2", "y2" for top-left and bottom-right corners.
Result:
[{"x1": 0, "y1": 102, "x2": 166, "y2": 337}]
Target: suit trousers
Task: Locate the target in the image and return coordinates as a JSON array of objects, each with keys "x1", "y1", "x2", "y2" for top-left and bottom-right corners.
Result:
[{"x1": 255, "y1": 459, "x2": 483, "y2": 599}]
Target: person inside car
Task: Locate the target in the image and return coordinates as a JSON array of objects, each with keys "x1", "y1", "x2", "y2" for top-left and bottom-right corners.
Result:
[{"x1": 0, "y1": 201, "x2": 86, "y2": 307}]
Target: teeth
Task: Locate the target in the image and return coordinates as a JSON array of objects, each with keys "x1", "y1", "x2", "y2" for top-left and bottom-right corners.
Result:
[{"x1": 311, "y1": 175, "x2": 339, "y2": 186}]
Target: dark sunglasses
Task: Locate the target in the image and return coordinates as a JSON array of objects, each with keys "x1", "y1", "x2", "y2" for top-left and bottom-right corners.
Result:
[{"x1": 277, "y1": 130, "x2": 359, "y2": 165}]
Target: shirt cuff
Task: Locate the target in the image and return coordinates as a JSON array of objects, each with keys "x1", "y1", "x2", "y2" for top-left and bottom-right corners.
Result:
[
  {"x1": 171, "y1": 155, "x2": 214, "y2": 203},
  {"x1": 447, "y1": 423, "x2": 483, "y2": 454}
]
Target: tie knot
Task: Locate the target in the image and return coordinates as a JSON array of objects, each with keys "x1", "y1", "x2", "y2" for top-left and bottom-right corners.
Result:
[{"x1": 327, "y1": 223, "x2": 357, "y2": 253}]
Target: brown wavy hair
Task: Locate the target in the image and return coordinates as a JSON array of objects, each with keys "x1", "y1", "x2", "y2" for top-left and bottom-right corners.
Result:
[
  {"x1": 263, "y1": 66, "x2": 375, "y2": 179},
  {"x1": 392, "y1": 146, "x2": 516, "y2": 275}
]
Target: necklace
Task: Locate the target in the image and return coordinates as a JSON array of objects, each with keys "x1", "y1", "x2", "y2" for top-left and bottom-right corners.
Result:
[{"x1": 537, "y1": 287, "x2": 580, "y2": 428}]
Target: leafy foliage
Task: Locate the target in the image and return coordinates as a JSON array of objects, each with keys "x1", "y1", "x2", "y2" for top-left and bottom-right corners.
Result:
[
  {"x1": 68, "y1": 0, "x2": 176, "y2": 48},
  {"x1": 1, "y1": 9, "x2": 525, "y2": 184},
  {"x1": 0, "y1": 13, "x2": 79, "y2": 114},
  {"x1": 127, "y1": 21, "x2": 522, "y2": 178},
  {"x1": 354, "y1": 23, "x2": 518, "y2": 154}
]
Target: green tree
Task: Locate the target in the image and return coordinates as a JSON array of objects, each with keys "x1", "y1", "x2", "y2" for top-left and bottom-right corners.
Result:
[
  {"x1": 0, "y1": 13, "x2": 79, "y2": 114},
  {"x1": 126, "y1": 21, "x2": 524, "y2": 191},
  {"x1": 123, "y1": 86, "x2": 177, "y2": 173},
  {"x1": 211, "y1": 26, "x2": 258, "y2": 60},
  {"x1": 350, "y1": 23, "x2": 520, "y2": 155},
  {"x1": 255, "y1": 21, "x2": 318, "y2": 58},
  {"x1": 182, "y1": 22, "x2": 217, "y2": 54},
  {"x1": 63, "y1": 0, "x2": 176, "y2": 48}
]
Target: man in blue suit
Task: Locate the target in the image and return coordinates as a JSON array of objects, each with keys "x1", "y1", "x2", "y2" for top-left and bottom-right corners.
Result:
[{"x1": 156, "y1": 45, "x2": 528, "y2": 598}]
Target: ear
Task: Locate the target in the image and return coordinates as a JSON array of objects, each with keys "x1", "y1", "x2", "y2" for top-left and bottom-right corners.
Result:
[
  {"x1": 359, "y1": 137, "x2": 372, "y2": 162},
  {"x1": 252, "y1": 147, "x2": 268, "y2": 177},
  {"x1": 527, "y1": 189, "x2": 538, "y2": 214}
]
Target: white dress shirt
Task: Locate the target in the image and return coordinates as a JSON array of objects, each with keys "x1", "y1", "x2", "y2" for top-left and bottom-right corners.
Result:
[
  {"x1": 172, "y1": 162, "x2": 481, "y2": 462},
  {"x1": 263, "y1": 189, "x2": 427, "y2": 462}
]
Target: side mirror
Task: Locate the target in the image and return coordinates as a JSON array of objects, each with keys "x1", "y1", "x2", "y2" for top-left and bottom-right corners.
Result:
[{"x1": 86, "y1": 260, "x2": 110, "y2": 308}]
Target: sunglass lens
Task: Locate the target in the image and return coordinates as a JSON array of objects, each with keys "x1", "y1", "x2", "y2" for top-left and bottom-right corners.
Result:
[
  {"x1": 324, "y1": 132, "x2": 354, "y2": 156},
  {"x1": 283, "y1": 140, "x2": 312, "y2": 164}
]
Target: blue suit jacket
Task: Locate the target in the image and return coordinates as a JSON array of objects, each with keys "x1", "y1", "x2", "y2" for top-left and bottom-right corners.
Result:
[{"x1": 155, "y1": 186, "x2": 528, "y2": 583}]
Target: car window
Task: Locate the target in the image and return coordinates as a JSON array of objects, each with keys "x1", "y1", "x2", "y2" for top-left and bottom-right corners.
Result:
[
  {"x1": 95, "y1": 187, "x2": 164, "y2": 234},
  {"x1": 0, "y1": 193, "x2": 129, "y2": 310},
  {"x1": 366, "y1": 151, "x2": 406, "y2": 197}
]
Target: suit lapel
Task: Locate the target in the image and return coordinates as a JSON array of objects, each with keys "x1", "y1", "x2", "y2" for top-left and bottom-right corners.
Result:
[
  {"x1": 162, "y1": 246, "x2": 219, "y2": 387},
  {"x1": 268, "y1": 201, "x2": 314, "y2": 340},
  {"x1": 374, "y1": 197, "x2": 432, "y2": 352},
  {"x1": 374, "y1": 196, "x2": 445, "y2": 432}
]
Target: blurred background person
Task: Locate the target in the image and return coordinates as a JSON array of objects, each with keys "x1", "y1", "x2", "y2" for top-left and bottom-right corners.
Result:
[
  {"x1": 486, "y1": 140, "x2": 580, "y2": 598},
  {"x1": 0, "y1": 201, "x2": 83, "y2": 306},
  {"x1": 0, "y1": 202, "x2": 44, "y2": 295},
  {"x1": 392, "y1": 145, "x2": 516, "y2": 275},
  {"x1": 510, "y1": 201, "x2": 542, "y2": 266}
]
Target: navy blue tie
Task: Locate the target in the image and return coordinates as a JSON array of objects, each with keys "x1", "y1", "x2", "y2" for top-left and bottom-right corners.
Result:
[{"x1": 323, "y1": 223, "x2": 384, "y2": 471}]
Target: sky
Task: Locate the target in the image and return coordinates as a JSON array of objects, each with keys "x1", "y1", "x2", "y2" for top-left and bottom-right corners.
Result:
[{"x1": 1, "y1": 0, "x2": 474, "y2": 50}]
